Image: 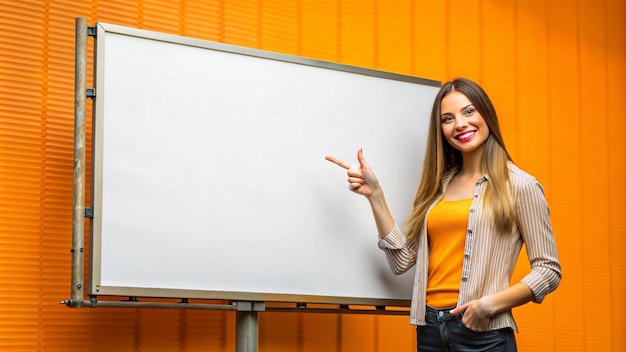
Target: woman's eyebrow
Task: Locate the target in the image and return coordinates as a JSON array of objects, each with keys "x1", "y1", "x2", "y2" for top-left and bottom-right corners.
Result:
[{"x1": 440, "y1": 104, "x2": 474, "y2": 117}]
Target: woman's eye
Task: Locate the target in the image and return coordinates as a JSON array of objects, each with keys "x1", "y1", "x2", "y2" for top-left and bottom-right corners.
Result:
[
  {"x1": 441, "y1": 115, "x2": 453, "y2": 123},
  {"x1": 464, "y1": 108, "x2": 474, "y2": 115}
]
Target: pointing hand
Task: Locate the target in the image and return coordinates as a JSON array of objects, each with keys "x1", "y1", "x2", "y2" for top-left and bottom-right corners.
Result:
[{"x1": 325, "y1": 149, "x2": 381, "y2": 198}]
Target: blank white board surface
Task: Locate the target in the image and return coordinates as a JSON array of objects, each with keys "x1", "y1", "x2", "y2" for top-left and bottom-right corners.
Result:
[{"x1": 90, "y1": 22, "x2": 440, "y2": 306}]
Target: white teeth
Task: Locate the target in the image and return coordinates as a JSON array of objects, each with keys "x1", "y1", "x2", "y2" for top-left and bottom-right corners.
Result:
[{"x1": 457, "y1": 131, "x2": 475, "y2": 140}]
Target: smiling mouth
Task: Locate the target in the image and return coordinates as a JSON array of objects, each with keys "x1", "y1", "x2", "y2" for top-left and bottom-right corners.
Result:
[{"x1": 456, "y1": 131, "x2": 476, "y2": 141}]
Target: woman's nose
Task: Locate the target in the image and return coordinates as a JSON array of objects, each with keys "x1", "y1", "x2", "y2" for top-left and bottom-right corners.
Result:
[{"x1": 454, "y1": 115, "x2": 468, "y2": 129}]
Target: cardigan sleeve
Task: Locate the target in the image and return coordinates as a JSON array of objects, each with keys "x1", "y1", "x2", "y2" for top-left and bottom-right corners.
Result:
[
  {"x1": 377, "y1": 225, "x2": 417, "y2": 275},
  {"x1": 516, "y1": 178, "x2": 562, "y2": 302}
]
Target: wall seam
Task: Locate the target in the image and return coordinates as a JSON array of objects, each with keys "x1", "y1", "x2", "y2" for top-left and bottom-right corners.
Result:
[
  {"x1": 574, "y1": 0, "x2": 586, "y2": 348},
  {"x1": 39, "y1": 0, "x2": 51, "y2": 350}
]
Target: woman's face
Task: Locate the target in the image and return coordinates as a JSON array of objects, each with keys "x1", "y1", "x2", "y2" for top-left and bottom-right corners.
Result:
[{"x1": 439, "y1": 90, "x2": 490, "y2": 155}]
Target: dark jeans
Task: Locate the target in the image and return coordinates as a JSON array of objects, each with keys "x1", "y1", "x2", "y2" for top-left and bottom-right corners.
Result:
[{"x1": 416, "y1": 306, "x2": 517, "y2": 352}]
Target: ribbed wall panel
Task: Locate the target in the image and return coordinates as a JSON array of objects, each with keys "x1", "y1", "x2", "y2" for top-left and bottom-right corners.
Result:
[
  {"x1": 376, "y1": 315, "x2": 416, "y2": 351},
  {"x1": 181, "y1": 1, "x2": 224, "y2": 41},
  {"x1": 339, "y1": 0, "x2": 375, "y2": 68},
  {"x1": 182, "y1": 309, "x2": 230, "y2": 352},
  {"x1": 140, "y1": 0, "x2": 182, "y2": 33},
  {"x1": 516, "y1": 0, "x2": 550, "y2": 181},
  {"x1": 480, "y1": 1, "x2": 517, "y2": 158},
  {"x1": 412, "y1": 1, "x2": 445, "y2": 78},
  {"x1": 42, "y1": 1, "x2": 91, "y2": 350},
  {"x1": 300, "y1": 0, "x2": 339, "y2": 63},
  {"x1": 341, "y1": 314, "x2": 375, "y2": 350},
  {"x1": 377, "y1": 0, "x2": 412, "y2": 73},
  {"x1": 258, "y1": 310, "x2": 300, "y2": 352},
  {"x1": 546, "y1": 1, "x2": 585, "y2": 351},
  {"x1": 260, "y1": 0, "x2": 300, "y2": 55},
  {"x1": 224, "y1": 0, "x2": 259, "y2": 48},
  {"x1": 95, "y1": 0, "x2": 140, "y2": 26},
  {"x1": 0, "y1": 0, "x2": 624, "y2": 351},
  {"x1": 87, "y1": 307, "x2": 138, "y2": 352},
  {"x1": 301, "y1": 312, "x2": 340, "y2": 352},
  {"x1": 446, "y1": 0, "x2": 481, "y2": 80},
  {"x1": 605, "y1": 1, "x2": 626, "y2": 349},
  {"x1": 0, "y1": 1, "x2": 45, "y2": 351},
  {"x1": 577, "y1": 1, "x2": 612, "y2": 351},
  {"x1": 138, "y1": 309, "x2": 181, "y2": 351}
]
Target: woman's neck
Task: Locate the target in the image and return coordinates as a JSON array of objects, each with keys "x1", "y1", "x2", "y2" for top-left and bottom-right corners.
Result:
[{"x1": 459, "y1": 149, "x2": 484, "y2": 178}]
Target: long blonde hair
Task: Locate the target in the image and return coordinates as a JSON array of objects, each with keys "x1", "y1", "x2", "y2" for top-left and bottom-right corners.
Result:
[{"x1": 405, "y1": 78, "x2": 517, "y2": 242}]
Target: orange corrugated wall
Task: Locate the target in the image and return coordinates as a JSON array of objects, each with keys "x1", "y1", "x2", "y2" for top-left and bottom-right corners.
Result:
[{"x1": 0, "y1": 0, "x2": 624, "y2": 351}]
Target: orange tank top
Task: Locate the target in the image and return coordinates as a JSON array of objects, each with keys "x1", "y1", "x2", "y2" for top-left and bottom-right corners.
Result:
[{"x1": 426, "y1": 198, "x2": 472, "y2": 308}]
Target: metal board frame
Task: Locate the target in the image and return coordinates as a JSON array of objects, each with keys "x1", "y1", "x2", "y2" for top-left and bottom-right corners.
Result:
[{"x1": 87, "y1": 21, "x2": 440, "y2": 307}]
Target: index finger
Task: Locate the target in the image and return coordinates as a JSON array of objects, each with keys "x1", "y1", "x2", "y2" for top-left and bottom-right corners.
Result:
[{"x1": 325, "y1": 155, "x2": 352, "y2": 170}]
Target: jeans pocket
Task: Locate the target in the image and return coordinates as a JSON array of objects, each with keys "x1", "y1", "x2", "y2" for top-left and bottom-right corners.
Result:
[
  {"x1": 456, "y1": 320, "x2": 499, "y2": 336},
  {"x1": 450, "y1": 321, "x2": 517, "y2": 351}
]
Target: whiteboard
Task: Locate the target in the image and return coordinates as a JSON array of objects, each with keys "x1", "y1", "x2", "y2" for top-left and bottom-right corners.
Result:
[{"x1": 90, "y1": 22, "x2": 440, "y2": 306}]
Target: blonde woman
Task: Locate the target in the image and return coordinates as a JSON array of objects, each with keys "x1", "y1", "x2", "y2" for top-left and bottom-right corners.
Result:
[{"x1": 326, "y1": 77, "x2": 561, "y2": 352}]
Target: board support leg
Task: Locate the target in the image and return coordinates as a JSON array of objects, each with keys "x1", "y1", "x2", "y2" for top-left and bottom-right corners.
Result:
[
  {"x1": 235, "y1": 301, "x2": 265, "y2": 352},
  {"x1": 70, "y1": 16, "x2": 88, "y2": 308}
]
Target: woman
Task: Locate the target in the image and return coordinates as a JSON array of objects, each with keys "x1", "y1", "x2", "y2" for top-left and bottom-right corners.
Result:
[{"x1": 326, "y1": 77, "x2": 561, "y2": 351}]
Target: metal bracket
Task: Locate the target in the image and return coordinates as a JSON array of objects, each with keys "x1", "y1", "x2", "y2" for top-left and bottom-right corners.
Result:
[
  {"x1": 235, "y1": 301, "x2": 265, "y2": 312},
  {"x1": 87, "y1": 26, "x2": 97, "y2": 37},
  {"x1": 84, "y1": 207, "x2": 93, "y2": 218},
  {"x1": 61, "y1": 296, "x2": 238, "y2": 310},
  {"x1": 86, "y1": 88, "x2": 95, "y2": 98}
]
